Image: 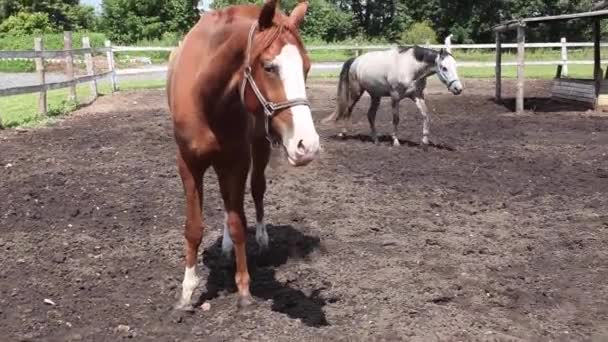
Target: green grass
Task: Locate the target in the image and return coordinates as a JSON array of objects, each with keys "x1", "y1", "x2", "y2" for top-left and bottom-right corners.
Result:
[{"x1": 0, "y1": 79, "x2": 165, "y2": 128}]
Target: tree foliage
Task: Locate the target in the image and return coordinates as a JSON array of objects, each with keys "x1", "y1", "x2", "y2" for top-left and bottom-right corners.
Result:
[
  {"x1": 0, "y1": 0, "x2": 97, "y2": 32},
  {"x1": 101, "y1": 0, "x2": 199, "y2": 44},
  {"x1": 0, "y1": 0, "x2": 602, "y2": 44},
  {"x1": 0, "y1": 11, "x2": 56, "y2": 34}
]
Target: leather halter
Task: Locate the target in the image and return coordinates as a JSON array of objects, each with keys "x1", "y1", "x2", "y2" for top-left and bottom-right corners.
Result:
[{"x1": 240, "y1": 22, "x2": 311, "y2": 144}]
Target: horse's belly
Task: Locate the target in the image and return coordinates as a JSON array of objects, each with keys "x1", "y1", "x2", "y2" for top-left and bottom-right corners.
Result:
[{"x1": 359, "y1": 79, "x2": 391, "y2": 97}]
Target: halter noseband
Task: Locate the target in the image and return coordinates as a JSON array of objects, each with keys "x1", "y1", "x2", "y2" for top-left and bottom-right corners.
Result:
[{"x1": 240, "y1": 22, "x2": 311, "y2": 144}]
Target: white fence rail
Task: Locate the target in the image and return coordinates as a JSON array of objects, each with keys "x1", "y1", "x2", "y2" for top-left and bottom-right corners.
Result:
[{"x1": 2, "y1": 36, "x2": 607, "y2": 114}]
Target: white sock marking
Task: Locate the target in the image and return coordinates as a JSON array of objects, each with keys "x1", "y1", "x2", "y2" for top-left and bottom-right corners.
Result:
[
  {"x1": 256, "y1": 221, "x2": 268, "y2": 249},
  {"x1": 222, "y1": 217, "x2": 233, "y2": 255},
  {"x1": 178, "y1": 266, "x2": 199, "y2": 307}
]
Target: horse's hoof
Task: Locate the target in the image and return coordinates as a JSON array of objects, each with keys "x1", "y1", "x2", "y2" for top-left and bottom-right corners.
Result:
[
  {"x1": 174, "y1": 301, "x2": 195, "y2": 313},
  {"x1": 337, "y1": 132, "x2": 346, "y2": 139},
  {"x1": 422, "y1": 144, "x2": 429, "y2": 152},
  {"x1": 393, "y1": 140, "x2": 400, "y2": 147},
  {"x1": 237, "y1": 295, "x2": 255, "y2": 309}
]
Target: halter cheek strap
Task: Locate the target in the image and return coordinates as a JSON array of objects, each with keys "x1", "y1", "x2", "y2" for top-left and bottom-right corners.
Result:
[{"x1": 240, "y1": 22, "x2": 311, "y2": 144}]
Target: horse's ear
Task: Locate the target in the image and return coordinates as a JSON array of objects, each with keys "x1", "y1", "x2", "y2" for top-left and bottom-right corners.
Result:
[
  {"x1": 288, "y1": 0, "x2": 308, "y2": 29},
  {"x1": 259, "y1": 0, "x2": 278, "y2": 30},
  {"x1": 439, "y1": 48, "x2": 447, "y2": 57}
]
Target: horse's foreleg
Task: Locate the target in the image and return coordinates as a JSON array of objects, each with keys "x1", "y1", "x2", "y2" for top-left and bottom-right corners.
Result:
[
  {"x1": 415, "y1": 96, "x2": 431, "y2": 148},
  {"x1": 175, "y1": 152, "x2": 206, "y2": 311},
  {"x1": 390, "y1": 92, "x2": 401, "y2": 146},
  {"x1": 216, "y1": 161, "x2": 253, "y2": 308},
  {"x1": 367, "y1": 96, "x2": 381, "y2": 144},
  {"x1": 251, "y1": 139, "x2": 271, "y2": 250}
]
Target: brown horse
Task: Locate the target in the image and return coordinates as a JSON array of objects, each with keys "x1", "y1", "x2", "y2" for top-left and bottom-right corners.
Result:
[{"x1": 167, "y1": 0, "x2": 319, "y2": 310}]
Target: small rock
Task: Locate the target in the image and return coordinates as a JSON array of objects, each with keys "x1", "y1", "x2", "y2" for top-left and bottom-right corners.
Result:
[
  {"x1": 171, "y1": 313, "x2": 184, "y2": 324},
  {"x1": 44, "y1": 298, "x2": 56, "y2": 306},
  {"x1": 114, "y1": 324, "x2": 130, "y2": 335},
  {"x1": 425, "y1": 239, "x2": 439, "y2": 246},
  {"x1": 191, "y1": 326, "x2": 204, "y2": 336},
  {"x1": 70, "y1": 208, "x2": 80, "y2": 217},
  {"x1": 200, "y1": 302, "x2": 211, "y2": 311},
  {"x1": 52, "y1": 254, "x2": 66, "y2": 264},
  {"x1": 17, "y1": 258, "x2": 25, "y2": 264}
]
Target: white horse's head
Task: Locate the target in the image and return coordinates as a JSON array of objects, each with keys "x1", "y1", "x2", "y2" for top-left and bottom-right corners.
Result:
[{"x1": 435, "y1": 49, "x2": 463, "y2": 95}]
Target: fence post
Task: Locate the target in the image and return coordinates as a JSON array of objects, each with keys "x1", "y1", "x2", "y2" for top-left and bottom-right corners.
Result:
[
  {"x1": 561, "y1": 37, "x2": 568, "y2": 77},
  {"x1": 64, "y1": 31, "x2": 76, "y2": 102},
  {"x1": 495, "y1": 32, "x2": 502, "y2": 101},
  {"x1": 516, "y1": 24, "x2": 526, "y2": 113},
  {"x1": 34, "y1": 37, "x2": 47, "y2": 116},
  {"x1": 82, "y1": 36, "x2": 98, "y2": 100},
  {"x1": 105, "y1": 40, "x2": 117, "y2": 92}
]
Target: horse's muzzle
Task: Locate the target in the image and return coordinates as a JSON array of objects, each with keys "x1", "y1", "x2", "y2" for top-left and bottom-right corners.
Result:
[
  {"x1": 286, "y1": 134, "x2": 320, "y2": 167},
  {"x1": 449, "y1": 81, "x2": 464, "y2": 95}
]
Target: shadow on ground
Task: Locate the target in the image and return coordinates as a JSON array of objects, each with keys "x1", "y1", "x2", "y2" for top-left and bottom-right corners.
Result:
[
  {"x1": 198, "y1": 225, "x2": 328, "y2": 327},
  {"x1": 328, "y1": 133, "x2": 456, "y2": 151}
]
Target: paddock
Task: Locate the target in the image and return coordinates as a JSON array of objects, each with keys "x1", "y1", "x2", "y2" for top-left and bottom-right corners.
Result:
[{"x1": 0, "y1": 79, "x2": 607, "y2": 341}]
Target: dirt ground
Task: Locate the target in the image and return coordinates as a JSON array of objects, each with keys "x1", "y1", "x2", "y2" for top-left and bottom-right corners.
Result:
[{"x1": 1, "y1": 79, "x2": 607, "y2": 341}]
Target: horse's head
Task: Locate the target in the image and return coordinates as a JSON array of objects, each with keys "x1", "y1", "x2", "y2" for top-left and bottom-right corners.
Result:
[
  {"x1": 435, "y1": 49, "x2": 463, "y2": 95},
  {"x1": 242, "y1": 0, "x2": 319, "y2": 167}
]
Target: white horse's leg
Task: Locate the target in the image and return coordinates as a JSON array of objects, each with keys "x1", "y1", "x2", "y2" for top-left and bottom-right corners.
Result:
[
  {"x1": 222, "y1": 218, "x2": 234, "y2": 257},
  {"x1": 414, "y1": 96, "x2": 431, "y2": 147},
  {"x1": 339, "y1": 86, "x2": 363, "y2": 138},
  {"x1": 367, "y1": 96, "x2": 381, "y2": 144},
  {"x1": 390, "y1": 92, "x2": 401, "y2": 146}
]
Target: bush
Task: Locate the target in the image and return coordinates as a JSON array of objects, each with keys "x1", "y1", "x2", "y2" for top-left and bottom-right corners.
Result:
[
  {"x1": 401, "y1": 21, "x2": 438, "y2": 45},
  {"x1": 0, "y1": 12, "x2": 57, "y2": 35}
]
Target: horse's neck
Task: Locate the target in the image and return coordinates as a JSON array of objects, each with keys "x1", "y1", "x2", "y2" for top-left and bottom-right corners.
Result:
[
  {"x1": 397, "y1": 53, "x2": 436, "y2": 84},
  {"x1": 201, "y1": 21, "x2": 251, "y2": 102}
]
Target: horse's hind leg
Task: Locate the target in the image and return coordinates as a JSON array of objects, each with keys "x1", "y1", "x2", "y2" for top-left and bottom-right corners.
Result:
[
  {"x1": 215, "y1": 158, "x2": 253, "y2": 308},
  {"x1": 251, "y1": 138, "x2": 271, "y2": 250},
  {"x1": 175, "y1": 152, "x2": 207, "y2": 311},
  {"x1": 390, "y1": 92, "x2": 401, "y2": 146},
  {"x1": 338, "y1": 85, "x2": 363, "y2": 138},
  {"x1": 367, "y1": 96, "x2": 381, "y2": 144},
  {"x1": 414, "y1": 95, "x2": 431, "y2": 149}
]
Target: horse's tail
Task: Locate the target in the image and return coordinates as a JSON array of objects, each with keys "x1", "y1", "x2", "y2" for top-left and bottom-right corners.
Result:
[{"x1": 322, "y1": 57, "x2": 356, "y2": 124}]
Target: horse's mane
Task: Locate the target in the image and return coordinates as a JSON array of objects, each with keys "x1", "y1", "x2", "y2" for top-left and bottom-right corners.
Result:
[{"x1": 398, "y1": 45, "x2": 450, "y2": 65}]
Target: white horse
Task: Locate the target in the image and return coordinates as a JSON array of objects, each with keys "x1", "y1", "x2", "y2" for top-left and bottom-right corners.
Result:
[{"x1": 323, "y1": 46, "x2": 463, "y2": 148}]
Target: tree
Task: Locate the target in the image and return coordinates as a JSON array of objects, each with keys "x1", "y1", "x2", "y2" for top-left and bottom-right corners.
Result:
[
  {"x1": 101, "y1": 0, "x2": 199, "y2": 44},
  {"x1": 212, "y1": 0, "x2": 354, "y2": 42},
  {"x1": 0, "y1": 11, "x2": 56, "y2": 34},
  {"x1": 0, "y1": 0, "x2": 97, "y2": 31}
]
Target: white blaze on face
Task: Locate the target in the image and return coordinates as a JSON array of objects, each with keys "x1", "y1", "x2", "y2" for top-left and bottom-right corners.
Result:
[{"x1": 273, "y1": 44, "x2": 320, "y2": 166}]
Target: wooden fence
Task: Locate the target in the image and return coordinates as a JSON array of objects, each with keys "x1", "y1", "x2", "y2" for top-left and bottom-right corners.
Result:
[
  {"x1": 3, "y1": 34, "x2": 608, "y2": 119},
  {"x1": 0, "y1": 31, "x2": 117, "y2": 116}
]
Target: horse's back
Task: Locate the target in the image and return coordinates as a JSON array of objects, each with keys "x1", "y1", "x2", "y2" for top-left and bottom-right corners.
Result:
[{"x1": 353, "y1": 49, "x2": 397, "y2": 97}]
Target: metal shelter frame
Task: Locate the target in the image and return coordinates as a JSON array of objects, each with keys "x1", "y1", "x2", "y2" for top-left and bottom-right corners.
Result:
[{"x1": 494, "y1": 9, "x2": 608, "y2": 112}]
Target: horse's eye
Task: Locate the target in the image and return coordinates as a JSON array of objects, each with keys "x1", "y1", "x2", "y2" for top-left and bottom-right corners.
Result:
[
  {"x1": 442, "y1": 67, "x2": 448, "y2": 72},
  {"x1": 263, "y1": 63, "x2": 278, "y2": 73}
]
